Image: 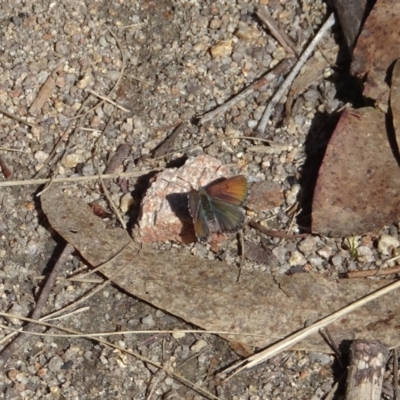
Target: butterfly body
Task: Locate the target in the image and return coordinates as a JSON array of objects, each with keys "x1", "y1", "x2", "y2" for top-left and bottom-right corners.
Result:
[{"x1": 188, "y1": 175, "x2": 248, "y2": 241}]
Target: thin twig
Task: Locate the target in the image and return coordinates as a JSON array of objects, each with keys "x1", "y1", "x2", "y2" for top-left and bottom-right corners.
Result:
[
  {"x1": 198, "y1": 58, "x2": 295, "y2": 125},
  {"x1": 0, "y1": 244, "x2": 74, "y2": 370},
  {"x1": 347, "y1": 265, "x2": 400, "y2": 279},
  {"x1": 0, "y1": 169, "x2": 159, "y2": 188},
  {"x1": 86, "y1": 89, "x2": 130, "y2": 112},
  {"x1": 0, "y1": 106, "x2": 38, "y2": 127},
  {"x1": 256, "y1": 7, "x2": 298, "y2": 55},
  {"x1": 257, "y1": 13, "x2": 335, "y2": 135},
  {"x1": 249, "y1": 221, "x2": 309, "y2": 239},
  {"x1": 319, "y1": 327, "x2": 343, "y2": 368},
  {"x1": 95, "y1": 109, "x2": 126, "y2": 229},
  {"x1": 220, "y1": 277, "x2": 400, "y2": 379}
]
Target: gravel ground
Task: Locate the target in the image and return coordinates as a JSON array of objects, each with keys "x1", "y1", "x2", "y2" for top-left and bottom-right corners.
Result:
[{"x1": 0, "y1": 0, "x2": 398, "y2": 399}]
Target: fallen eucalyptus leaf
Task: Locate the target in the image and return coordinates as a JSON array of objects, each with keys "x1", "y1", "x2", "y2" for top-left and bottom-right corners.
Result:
[{"x1": 42, "y1": 188, "x2": 400, "y2": 353}]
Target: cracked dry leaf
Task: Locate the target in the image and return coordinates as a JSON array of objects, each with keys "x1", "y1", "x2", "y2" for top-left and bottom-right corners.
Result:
[{"x1": 42, "y1": 188, "x2": 400, "y2": 353}]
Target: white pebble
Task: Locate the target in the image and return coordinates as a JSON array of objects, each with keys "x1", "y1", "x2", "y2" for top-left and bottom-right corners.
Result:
[
  {"x1": 172, "y1": 331, "x2": 186, "y2": 339},
  {"x1": 288, "y1": 251, "x2": 306, "y2": 266},
  {"x1": 141, "y1": 314, "x2": 155, "y2": 327},
  {"x1": 190, "y1": 339, "x2": 208, "y2": 353},
  {"x1": 317, "y1": 247, "x2": 332, "y2": 260},
  {"x1": 378, "y1": 234, "x2": 400, "y2": 256},
  {"x1": 34, "y1": 150, "x2": 49, "y2": 163},
  {"x1": 62, "y1": 153, "x2": 85, "y2": 169}
]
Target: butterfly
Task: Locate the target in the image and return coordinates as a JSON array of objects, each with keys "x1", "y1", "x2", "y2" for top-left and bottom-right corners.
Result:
[{"x1": 188, "y1": 175, "x2": 248, "y2": 241}]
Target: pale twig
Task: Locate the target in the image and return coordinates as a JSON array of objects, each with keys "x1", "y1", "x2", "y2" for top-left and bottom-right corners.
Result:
[
  {"x1": 0, "y1": 169, "x2": 159, "y2": 188},
  {"x1": 86, "y1": 89, "x2": 130, "y2": 112},
  {"x1": 0, "y1": 313, "x2": 275, "y2": 339},
  {"x1": 0, "y1": 147, "x2": 29, "y2": 153},
  {"x1": 256, "y1": 6, "x2": 298, "y2": 55},
  {"x1": 152, "y1": 135, "x2": 274, "y2": 160},
  {"x1": 220, "y1": 277, "x2": 400, "y2": 379},
  {"x1": 257, "y1": 13, "x2": 335, "y2": 135},
  {"x1": 198, "y1": 58, "x2": 295, "y2": 125},
  {"x1": 33, "y1": 275, "x2": 104, "y2": 283}
]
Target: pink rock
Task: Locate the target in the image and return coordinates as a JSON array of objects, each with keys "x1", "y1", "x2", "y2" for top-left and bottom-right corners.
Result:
[{"x1": 139, "y1": 154, "x2": 230, "y2": 244}]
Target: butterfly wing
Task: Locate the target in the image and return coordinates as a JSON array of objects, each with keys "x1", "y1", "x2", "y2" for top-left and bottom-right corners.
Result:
[
  {"x1": 209, "y1": 197, "x2": 245, "y2": 232},
  {"x1": 188, "y1": 190, "x2": 210, "y2": 241},
  {"x1": 205, "y1": 175, "x2": 248, "y2": 206}
]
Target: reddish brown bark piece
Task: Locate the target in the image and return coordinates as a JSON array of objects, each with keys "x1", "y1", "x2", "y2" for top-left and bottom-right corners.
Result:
[
  {"x1": 312, "y1": 107, "x2": 400, "y2": 237},
  {"x1": 351, "y1": 0, "x2": 400, "y2": 105},
  {"x1": 42, "y1": 188, "x2": 400, "y2": 353},
  {"x1": 345, "y1": 340, "x2": 388, "y2": 400}
]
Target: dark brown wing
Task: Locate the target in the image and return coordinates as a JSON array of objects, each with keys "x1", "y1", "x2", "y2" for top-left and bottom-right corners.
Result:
[{"x1": 188, "y1": 190, "x2": 210, "y2": 241}]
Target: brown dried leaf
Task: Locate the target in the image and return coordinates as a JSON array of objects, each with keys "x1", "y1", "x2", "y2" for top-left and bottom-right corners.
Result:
[
  {"x1": 312, "y1": 107, "x2": 400, "y2": 236},
  {"x1": 41, "y1": 188, "x2": 400, "y2": 353},
  {"x1": 351, "y1": 0, "x2": 400, "y2": 106}
]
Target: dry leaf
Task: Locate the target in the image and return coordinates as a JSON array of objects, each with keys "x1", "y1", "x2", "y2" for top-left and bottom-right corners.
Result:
[
  {"x1": 41, "y1": 188, "x2": 400, "y2": 353},
  {"x1": 312, "y1": 107, "x2": 400, "y2": 237},
  {"x1": 351, "y1": 0, "x2": 400, "y2": 107}
]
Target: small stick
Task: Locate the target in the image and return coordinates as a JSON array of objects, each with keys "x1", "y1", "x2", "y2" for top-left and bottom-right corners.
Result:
[
  {"x1": 198, "y1": 58, "x2": 295, "y2": 125},
  {"x1": 347, "y1": 265, "x2": 400, "y2": 279},
  {"x1": 0, "y1": 106, "x2": 38, "y2": 128},
  {"x1": 0, "y1": 155, "x2": 12, "y2": 179},
  {"x1": 256, "y1": 7, "x2": 298, "y2": 55},
  {"x1": 257, "y1": 13, "x2": 335, "y2": 135},
  {"x1": 249, "y1": 221, "x2": 309, "y2": 239},
  {"x1": 345, "y1": 340, "x2": 388, "y2": 400},
  {"x1": 86, "y1": 89, "x2": 130, "y2": 113},
  {"x1": 319, "y1": 327, "x2": 343, "y2": 368},
  {"x1": 0, "y1": 244, "x2": 74, "y2": 370}
]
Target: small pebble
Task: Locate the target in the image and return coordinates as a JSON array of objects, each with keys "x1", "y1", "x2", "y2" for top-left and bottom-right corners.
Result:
[
  {"x1": 378, "y1": 234, "x2": 400, "y2": 256},
  {"x1": 288, "y1": 251, "x2": 307, "y2": 266},
  {"x1": 190, "y1": 339, "x2": 208, "y2": 353},
  {"x1": 141, "y1": 314, "x2": 155, "y2": 327},
  {"x1": 210, "y1": 39, "x2": 233, "y2": 58},
  {"x1": 62, "y1": 153, "x2": 85, "y2": 169}
]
